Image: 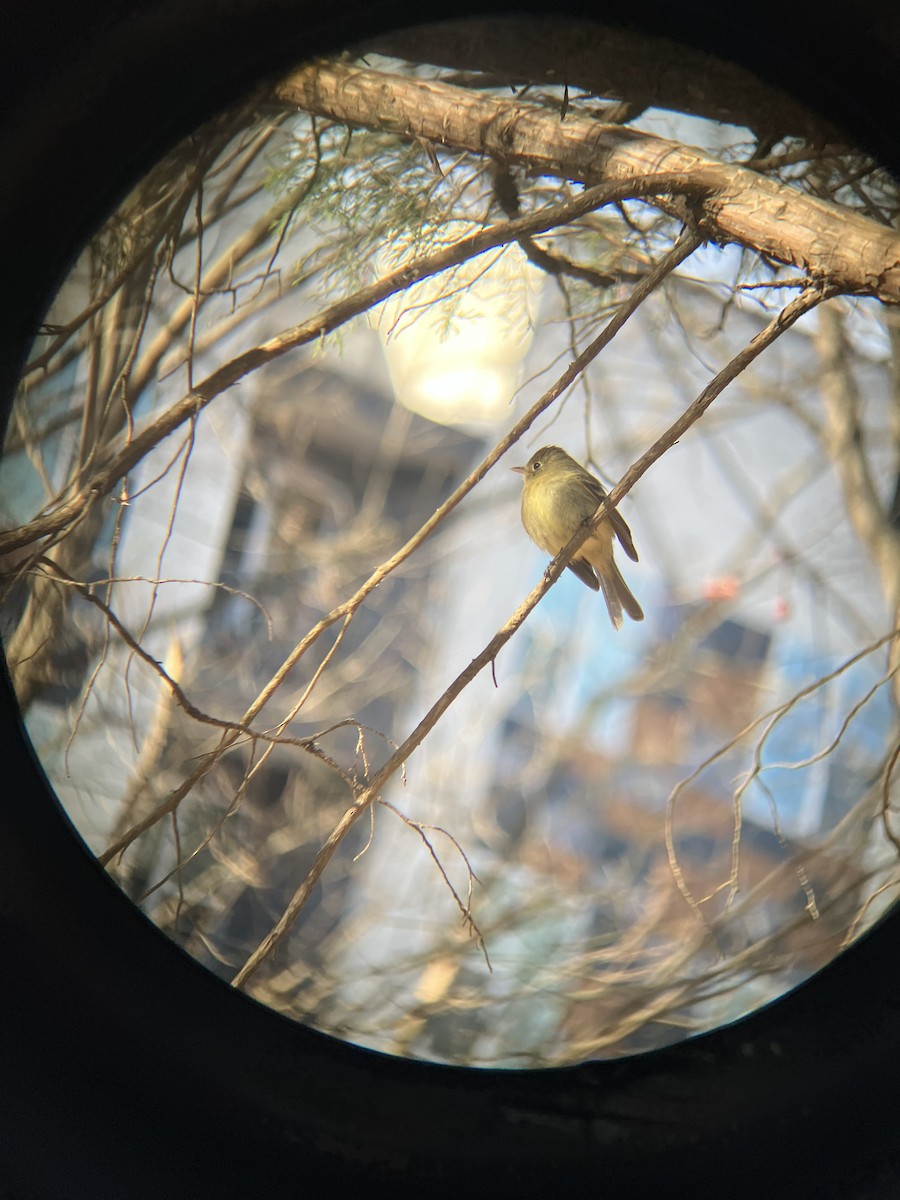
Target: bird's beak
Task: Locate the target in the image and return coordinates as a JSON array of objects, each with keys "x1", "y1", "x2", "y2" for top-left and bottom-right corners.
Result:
[{"x1": 511, "y1": 465, "x2": 525, "y2": 475}]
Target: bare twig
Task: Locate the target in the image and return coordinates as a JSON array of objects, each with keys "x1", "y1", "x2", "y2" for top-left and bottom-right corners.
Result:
[
  {"x1": 382, "y1": 799, "x2": 492, "y2": 972},
  {"x1": 100, "y1": 219, "x2": 702, "y2": 874},
  {"x1": 666, "y1": 627, "x2": 900, "y2": 923},
  {"x1": 228, "y1": 230, "x2": 703, "y2": 988},
  {"x1": 34, "y1": 557, "x2": 251, "y2": 735},
  {"x1": 0, "y1": 172, "x2": 710, "y2": 559},
  {"x1": 231, "y1": 276, "x2": 828, "y2": 990}
]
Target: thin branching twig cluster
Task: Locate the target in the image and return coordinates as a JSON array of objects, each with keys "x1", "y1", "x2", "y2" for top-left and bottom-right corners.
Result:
[{"x1": 2, "y1": 32, "x2": 899, "y2": 1065}]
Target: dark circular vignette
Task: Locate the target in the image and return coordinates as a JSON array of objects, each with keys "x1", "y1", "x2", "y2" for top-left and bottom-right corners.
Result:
[{"x1": 1, "y1": 2, "x2": 899, "y2": 1197}]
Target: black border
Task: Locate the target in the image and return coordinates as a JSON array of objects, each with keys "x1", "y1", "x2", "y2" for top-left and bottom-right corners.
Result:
[{"x1": 2, "y1": 3, "x2": 899, "y2": 1196}]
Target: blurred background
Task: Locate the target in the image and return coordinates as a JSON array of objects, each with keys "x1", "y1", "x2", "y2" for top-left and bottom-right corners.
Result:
[{"x1": 2, "y1": 19, "x2": 898, "y2": 1066}]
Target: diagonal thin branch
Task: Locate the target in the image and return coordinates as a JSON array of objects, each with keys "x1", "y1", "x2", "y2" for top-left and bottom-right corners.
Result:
[
  {"x1": 34, "y1": 557, "x2": 250, "y2": 735},
  {"x1": 231, "y1": 278, "x2": 832, "y2": 990},
  {"x1": 100, "y1": 223, "x2": 702, "y2": 874},
  {"x1": 1, "y1": 172, "x2": 709, "y2": 560}
]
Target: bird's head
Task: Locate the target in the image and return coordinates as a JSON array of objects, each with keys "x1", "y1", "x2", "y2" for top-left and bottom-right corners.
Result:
[{"x1": 511, "y1": 445, "x2": 574, "y2": 481}]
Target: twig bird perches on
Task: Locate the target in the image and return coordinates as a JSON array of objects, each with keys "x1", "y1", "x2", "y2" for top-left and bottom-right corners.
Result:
[{"x1": 513, "y1": 445, "x2": 643, "y2": 630}]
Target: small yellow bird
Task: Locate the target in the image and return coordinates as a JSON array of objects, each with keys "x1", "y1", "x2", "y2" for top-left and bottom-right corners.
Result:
[{"x1": 512, "y1": 444, "x2": 644, "y2": 630}]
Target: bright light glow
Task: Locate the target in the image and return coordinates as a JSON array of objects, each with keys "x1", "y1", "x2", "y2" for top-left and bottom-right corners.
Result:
[{"x1": 375, "y1": 233, "x2": 544, "y2": 431}]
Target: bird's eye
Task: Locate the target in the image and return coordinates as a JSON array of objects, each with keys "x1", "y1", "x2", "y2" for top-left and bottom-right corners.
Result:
[{"x1": 532, "y1": 460, "x2": 541, "y2": 472}]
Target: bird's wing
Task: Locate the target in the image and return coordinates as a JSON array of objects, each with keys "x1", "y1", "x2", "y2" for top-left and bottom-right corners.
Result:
[
  {"x1": 567, "y1": 557, "x2": 600, "y2": 591},
  {"x1": 585, "y1": 475, "x2": 639, "y2": 563},
  {"x1": 609, "y1": 507, "x2": 639, "y2": 562}
]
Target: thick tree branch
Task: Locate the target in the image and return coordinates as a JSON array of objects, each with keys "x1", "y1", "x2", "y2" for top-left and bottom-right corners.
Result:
[
  {"x1": 368, "y1": 18, "x2": 841, "y2": 147},
  {"x1": 274, "y1": 61, "x2": 900, "y2": 305}
]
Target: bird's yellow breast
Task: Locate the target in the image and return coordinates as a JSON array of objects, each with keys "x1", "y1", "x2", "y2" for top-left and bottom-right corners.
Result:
[{"x1": 521, "y1": 471, "x2": 612, "y2": 558}]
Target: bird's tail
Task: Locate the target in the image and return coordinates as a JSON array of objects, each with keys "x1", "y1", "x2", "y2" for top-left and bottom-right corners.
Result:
[{"x1": 598, "y1": 560, "x2": 644, "y2": 631}]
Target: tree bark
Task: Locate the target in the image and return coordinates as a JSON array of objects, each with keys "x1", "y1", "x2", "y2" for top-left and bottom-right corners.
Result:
[
  {"x1": 816, "y1": 303, "x2": 900, "y2": 704},
  {"x1": 275, "y1": 61, "x2": 900, "y2": 306},
  {"x1": 817, "y1": 303, "x2": 900, "y2": 608},
  {"x1": 367, "y1": 18, "x2": 840, "y2": 147},
  {"x1": 6, "y1": 512, "x2": 105, "y2": 711}
]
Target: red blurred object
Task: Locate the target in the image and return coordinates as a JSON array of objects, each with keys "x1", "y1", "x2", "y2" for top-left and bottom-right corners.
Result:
[{"x1": 703, "y1": 576, "x2": 741, "y2": 602}]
